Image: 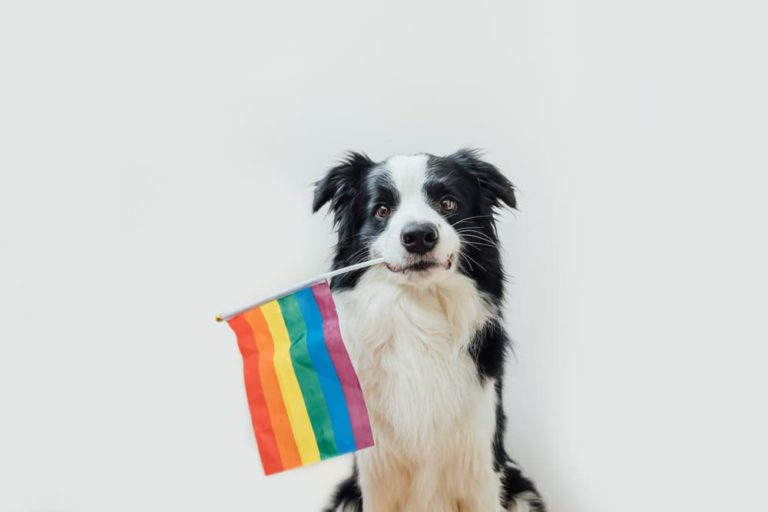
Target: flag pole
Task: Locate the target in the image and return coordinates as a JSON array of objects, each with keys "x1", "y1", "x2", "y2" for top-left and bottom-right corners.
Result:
[{"x1": 215, "y1": 257, "x2": 386, "y2": 322}]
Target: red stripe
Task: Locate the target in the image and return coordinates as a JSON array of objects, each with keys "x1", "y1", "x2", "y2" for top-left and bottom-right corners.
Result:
[{"x1": 228, "y1": 314, "x2": 283, "y2": 474}]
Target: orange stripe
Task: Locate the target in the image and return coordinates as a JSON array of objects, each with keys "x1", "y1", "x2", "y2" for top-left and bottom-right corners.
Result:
[
  {"x1": 228, "y1": 315, "x2": 283, "y2": 474},
  {"x1": 243, "y1": 308, "x2": 303, "y2": 470}
]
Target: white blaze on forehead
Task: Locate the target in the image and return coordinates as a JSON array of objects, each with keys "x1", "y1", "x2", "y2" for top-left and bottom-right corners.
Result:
[
  {"x1": 383, "y1": 154, "x2": 429, "y2": 201},
  {"x1": 380, "y1": 153, "x2": 443, "y2": 228}
]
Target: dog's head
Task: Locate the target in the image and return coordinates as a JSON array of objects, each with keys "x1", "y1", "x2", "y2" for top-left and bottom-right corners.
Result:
[{"x1": 313, "y1": 149, "x2": 515, "y2": 298}]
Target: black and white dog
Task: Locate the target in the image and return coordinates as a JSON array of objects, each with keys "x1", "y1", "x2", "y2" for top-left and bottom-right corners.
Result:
[{"x1": 313, "y1": 149, "x2": 545, "y2": 512}]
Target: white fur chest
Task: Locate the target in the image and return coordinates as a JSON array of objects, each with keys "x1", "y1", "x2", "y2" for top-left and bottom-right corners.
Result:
[
  {"x1": 333, "y1": 268, "x2": 494, "y2": 453},
  {"x1": 333, "y1": 269, "x2": 504, "y2": 511}
]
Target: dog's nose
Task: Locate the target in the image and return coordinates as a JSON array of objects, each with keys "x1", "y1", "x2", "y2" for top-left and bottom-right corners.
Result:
[{"x1": 401, "y1": 223, "x2": 439, "y2": 254}]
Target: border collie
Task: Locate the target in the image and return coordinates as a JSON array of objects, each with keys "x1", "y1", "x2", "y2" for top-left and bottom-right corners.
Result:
[{"x1": 313, "y1": 149, "x2": 545, "y2": 512}]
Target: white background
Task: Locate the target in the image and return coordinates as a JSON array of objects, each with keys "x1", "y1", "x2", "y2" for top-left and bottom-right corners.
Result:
[{"x1": 1, "y1": 1, "x2": 767, "y2": 511}]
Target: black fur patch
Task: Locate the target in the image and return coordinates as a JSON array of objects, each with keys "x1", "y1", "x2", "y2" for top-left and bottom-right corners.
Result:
[
  {"x1": 324, "y1": 464, "x2": 362, "y2": 512},
  {"x1": 469, "y1": 320, "x2": 509, "y2": 383},
  {"x1": 312, "y1": 151, "x2": 392, "y2": 290}
]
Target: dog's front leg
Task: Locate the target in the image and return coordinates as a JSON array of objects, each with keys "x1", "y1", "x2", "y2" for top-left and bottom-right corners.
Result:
[
  {"x1": 356, "y1": 450, "x2": 410, "y2": 512},
  {"x1": 455, "y1": 472, "x2": 505, "y2": 512}
]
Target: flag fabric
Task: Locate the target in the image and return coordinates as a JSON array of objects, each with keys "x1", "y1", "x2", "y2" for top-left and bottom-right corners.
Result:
[{"x1": 227, "y1": 280, "x2": 374, "y2": 475}]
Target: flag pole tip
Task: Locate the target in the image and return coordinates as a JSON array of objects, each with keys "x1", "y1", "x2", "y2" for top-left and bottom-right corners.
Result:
[{"x1": 215, "y1": 314, "x2": 224, "y2": 322}]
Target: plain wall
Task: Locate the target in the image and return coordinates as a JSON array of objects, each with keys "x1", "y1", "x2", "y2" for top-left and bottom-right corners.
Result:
[{"x1": 1, "y1": 1, "x2": 766, "y2": 511}]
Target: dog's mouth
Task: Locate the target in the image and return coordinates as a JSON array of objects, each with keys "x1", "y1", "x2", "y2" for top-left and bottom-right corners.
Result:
[{"x1": 385, "y1": 254, "x2": 454, "y2": 274}]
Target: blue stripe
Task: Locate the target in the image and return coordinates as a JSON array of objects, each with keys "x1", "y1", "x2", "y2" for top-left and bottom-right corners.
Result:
[{"x1": 294, "y1": 288, "x2": 357, "y2": 454}]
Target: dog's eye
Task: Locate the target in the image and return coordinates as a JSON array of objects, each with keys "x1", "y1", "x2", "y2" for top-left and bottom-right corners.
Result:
[
  {"x1": 439, "y1": 196, "x2": 458, "y2": 214},
  {"x1": 374, "y1": 204, "x2": 391, "y2": 218}
]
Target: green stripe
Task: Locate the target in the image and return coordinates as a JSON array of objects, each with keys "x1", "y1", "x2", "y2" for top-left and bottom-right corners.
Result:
[{"x1": 278, "y1": 294, "x2": 338, "y2": 458}]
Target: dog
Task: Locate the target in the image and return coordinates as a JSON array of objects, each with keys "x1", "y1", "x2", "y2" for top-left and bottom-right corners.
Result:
[{"x1": 312, "y1": 149, "x2": 546, "y2": 512}]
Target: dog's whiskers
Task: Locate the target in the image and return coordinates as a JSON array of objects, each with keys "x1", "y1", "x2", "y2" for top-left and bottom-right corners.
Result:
[
  {"x1": 450, "y1": 214, "x2": 494, "y2": 228},
  {"x1": 459, "y1": 234, "x2": 498, "y2": 249},
  {"x1": 459, "y1": 252, "x2": 475, "y2": 272},
  {"x1": 455, "y1": 227, "x2": 497, "y2": 242},
  {"x1": 459, "y1": 251, "x2": 488, "y2": 272}
]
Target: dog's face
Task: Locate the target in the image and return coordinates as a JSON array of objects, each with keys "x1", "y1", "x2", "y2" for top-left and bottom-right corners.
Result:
[{"x1": 313, "y1": 149, "x2": 516, "y2": 294}]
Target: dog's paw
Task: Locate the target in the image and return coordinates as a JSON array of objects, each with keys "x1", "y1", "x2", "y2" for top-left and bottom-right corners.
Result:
[
  {"x1": 500, "y1": 459, "x2": 547, "y2": 512},
  {"x1": 508, "y1": 490, "x2": 547, "y2": 512}
]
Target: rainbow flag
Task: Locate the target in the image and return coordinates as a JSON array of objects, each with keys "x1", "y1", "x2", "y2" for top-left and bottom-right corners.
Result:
[{"x1": 227, "y1": 281, "x2": 374, "y2": 475}]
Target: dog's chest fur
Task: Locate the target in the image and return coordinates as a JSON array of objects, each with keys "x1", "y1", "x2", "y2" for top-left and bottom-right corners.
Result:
[{"x1": 333, "y1": 269, "x2": 502, "y2": 510}]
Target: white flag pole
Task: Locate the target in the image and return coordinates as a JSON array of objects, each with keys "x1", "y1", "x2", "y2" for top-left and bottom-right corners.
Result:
[{"x1": 215, "y1": 257, "x2": 385, "y2": 322}]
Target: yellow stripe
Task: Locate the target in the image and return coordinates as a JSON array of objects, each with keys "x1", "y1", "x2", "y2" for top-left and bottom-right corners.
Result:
[{"x1": 260, "y1": 301, "x2": 321, "y2": 464}]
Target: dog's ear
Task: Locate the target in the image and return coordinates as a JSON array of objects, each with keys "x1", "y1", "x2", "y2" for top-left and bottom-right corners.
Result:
[
  {"x1": 312, "y1": 152, "x2": 375, "y2": 215},
  {"x1": 449, "y1": 148, "x2": 516, "y2": 209}
]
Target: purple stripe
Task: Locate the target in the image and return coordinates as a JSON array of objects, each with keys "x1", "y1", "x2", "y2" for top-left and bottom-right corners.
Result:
[{"x1": 311, "y1": 282, "x2": 374, "y2": 450}]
